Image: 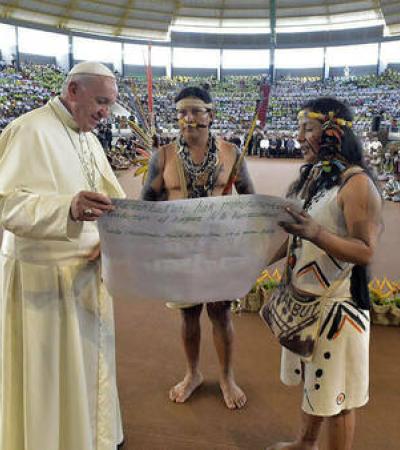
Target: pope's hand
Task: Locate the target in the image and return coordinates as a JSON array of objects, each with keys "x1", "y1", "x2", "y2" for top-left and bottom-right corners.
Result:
[{"x1": 70, "y1": 191, "x2": 115, "y2": 221}]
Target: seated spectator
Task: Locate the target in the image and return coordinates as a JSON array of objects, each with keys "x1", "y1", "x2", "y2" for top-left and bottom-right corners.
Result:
[{"x1": 383, "y1": 171, "x2": 400, "y2": 202}]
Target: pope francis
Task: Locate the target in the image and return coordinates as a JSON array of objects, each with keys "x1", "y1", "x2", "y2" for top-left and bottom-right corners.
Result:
[{"x1": 0, "y1": 62, "x2": 125, "y2": 450}]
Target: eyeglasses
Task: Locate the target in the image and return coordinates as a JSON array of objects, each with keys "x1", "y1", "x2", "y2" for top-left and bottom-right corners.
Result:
[{"x1": 177, "y1": 108, "x2": 210, "y2": 118}]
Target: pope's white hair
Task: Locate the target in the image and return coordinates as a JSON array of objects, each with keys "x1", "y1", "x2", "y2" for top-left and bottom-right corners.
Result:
[
  {"x1": 62, "y1": 73, "x2": 96, "y2": 95},
  {"x1": 61, "y1": 73, "x2": 117, "y2": 96}
]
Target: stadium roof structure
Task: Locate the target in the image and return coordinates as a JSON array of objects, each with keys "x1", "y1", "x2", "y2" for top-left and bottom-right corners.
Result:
[{"x1": 0, "y1": 0, "x2": 398, "y2": 41}]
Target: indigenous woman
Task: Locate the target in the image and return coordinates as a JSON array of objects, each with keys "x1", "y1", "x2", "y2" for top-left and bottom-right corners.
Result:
[{"x1": 267, "y1": 97, "x2": 382, "y2": 450}]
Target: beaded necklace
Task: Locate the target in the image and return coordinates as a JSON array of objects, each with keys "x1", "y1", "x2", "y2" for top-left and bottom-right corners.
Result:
[{"x1": 177, "y1": 133, "x2": 219, "y2": 198}]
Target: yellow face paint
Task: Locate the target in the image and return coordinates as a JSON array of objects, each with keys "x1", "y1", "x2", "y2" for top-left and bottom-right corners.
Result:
[{"x1": 178, "y1": 118, "x2": 198, "y2": 128}]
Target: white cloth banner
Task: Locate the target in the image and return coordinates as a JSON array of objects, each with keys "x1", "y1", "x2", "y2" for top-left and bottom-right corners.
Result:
[{"x1": 98, "y1": 194, "x2": 300, "y2": 303}]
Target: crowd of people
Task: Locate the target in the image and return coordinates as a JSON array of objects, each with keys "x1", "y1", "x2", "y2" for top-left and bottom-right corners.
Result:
[
  {"x1": 0, "y1": 63, "x2": 64, "y2": 130},
  {"x1": 128, "y1": 70, "x2": 400, "y2": 136},
  {"x1": 109, "y1": 70, "x2": 400, "y2": 171},
  {"x1": 2, "y1": 64, "x2": 400, "y2": 137},
  {"x1": 1, "y1": 62, "x2": 400, "y2": 181}
]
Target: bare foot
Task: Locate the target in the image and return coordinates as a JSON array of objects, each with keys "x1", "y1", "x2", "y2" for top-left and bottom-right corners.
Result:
[
  {"x1": 169, "y1": 372, "x2": 203, "y2": 403},
  {"x1": 220, "y1": 377, "x2": 247, "y2": 409},
  {"x1": 266, "y1": 442, "x2": 318, "y2": 450}
]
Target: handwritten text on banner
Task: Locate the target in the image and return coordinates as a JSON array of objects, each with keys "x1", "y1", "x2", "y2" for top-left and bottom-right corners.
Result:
[{"x1": 98, "y1": 194, "x2": 300, "y2": 302}]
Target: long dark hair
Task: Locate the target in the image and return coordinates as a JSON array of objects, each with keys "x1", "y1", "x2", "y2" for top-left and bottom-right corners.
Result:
[
  {"x1": 287, "y1": 97, "x2": 375, "y2": 202},
  {"x1": 288, "y1": 97, "x2": 376, "y2": 310}
]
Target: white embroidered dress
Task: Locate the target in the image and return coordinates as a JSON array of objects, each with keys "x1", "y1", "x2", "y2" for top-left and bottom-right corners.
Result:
[{"x1": 281, "y1": 185, "x2": 370, "y2": 416}]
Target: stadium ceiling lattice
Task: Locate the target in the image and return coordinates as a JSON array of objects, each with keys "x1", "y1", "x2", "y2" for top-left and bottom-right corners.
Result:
[
  {"x1": 380, "y1": 0, "x2": 400, "y2": 35},
  {"x1": 0, "y1": 0, "x2": 395, "y2": 41}
]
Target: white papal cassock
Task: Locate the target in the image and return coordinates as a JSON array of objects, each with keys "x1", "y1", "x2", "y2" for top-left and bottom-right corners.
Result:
[{"x1": 0, "y1": 96, "x2": 125, "y2": 450}]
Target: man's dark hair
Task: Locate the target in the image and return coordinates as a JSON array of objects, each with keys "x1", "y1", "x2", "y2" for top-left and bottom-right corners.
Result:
[{"x1": 174, "y1": 86, "x2": 213, "y2": 104}]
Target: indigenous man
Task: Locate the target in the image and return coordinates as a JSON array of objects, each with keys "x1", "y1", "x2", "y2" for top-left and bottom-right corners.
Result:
[
  {"x1": 0, "y1": 62, "x2": 125, "y2": 450},
  {"x1": 141, "y1": 86, "x2": 255, "y2": 409}
]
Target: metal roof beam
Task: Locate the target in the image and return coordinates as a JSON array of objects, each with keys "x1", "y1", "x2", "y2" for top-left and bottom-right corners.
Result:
[
  {"x1": 114, "y1": 0, "x2": 135, "y2": 36},
  {"x1": 1, "y1": 0, "x2": 20, "y2": 19},
  {"x1": 58, "y1": 0, "x2": 79, "y2": 28}
]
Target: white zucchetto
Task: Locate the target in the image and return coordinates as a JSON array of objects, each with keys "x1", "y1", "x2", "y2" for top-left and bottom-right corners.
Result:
[{"x1": 68, "y1": 61, "x2": 115, "y2": 79}]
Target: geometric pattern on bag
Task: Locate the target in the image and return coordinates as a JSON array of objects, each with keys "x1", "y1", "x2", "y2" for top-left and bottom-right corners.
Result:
[
  {"x1": 260, "y1": 284, "x2": 321, "y2": 361},
  {"x1": 260, "y1": 266, "x2": 352, "y2": 362}
]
